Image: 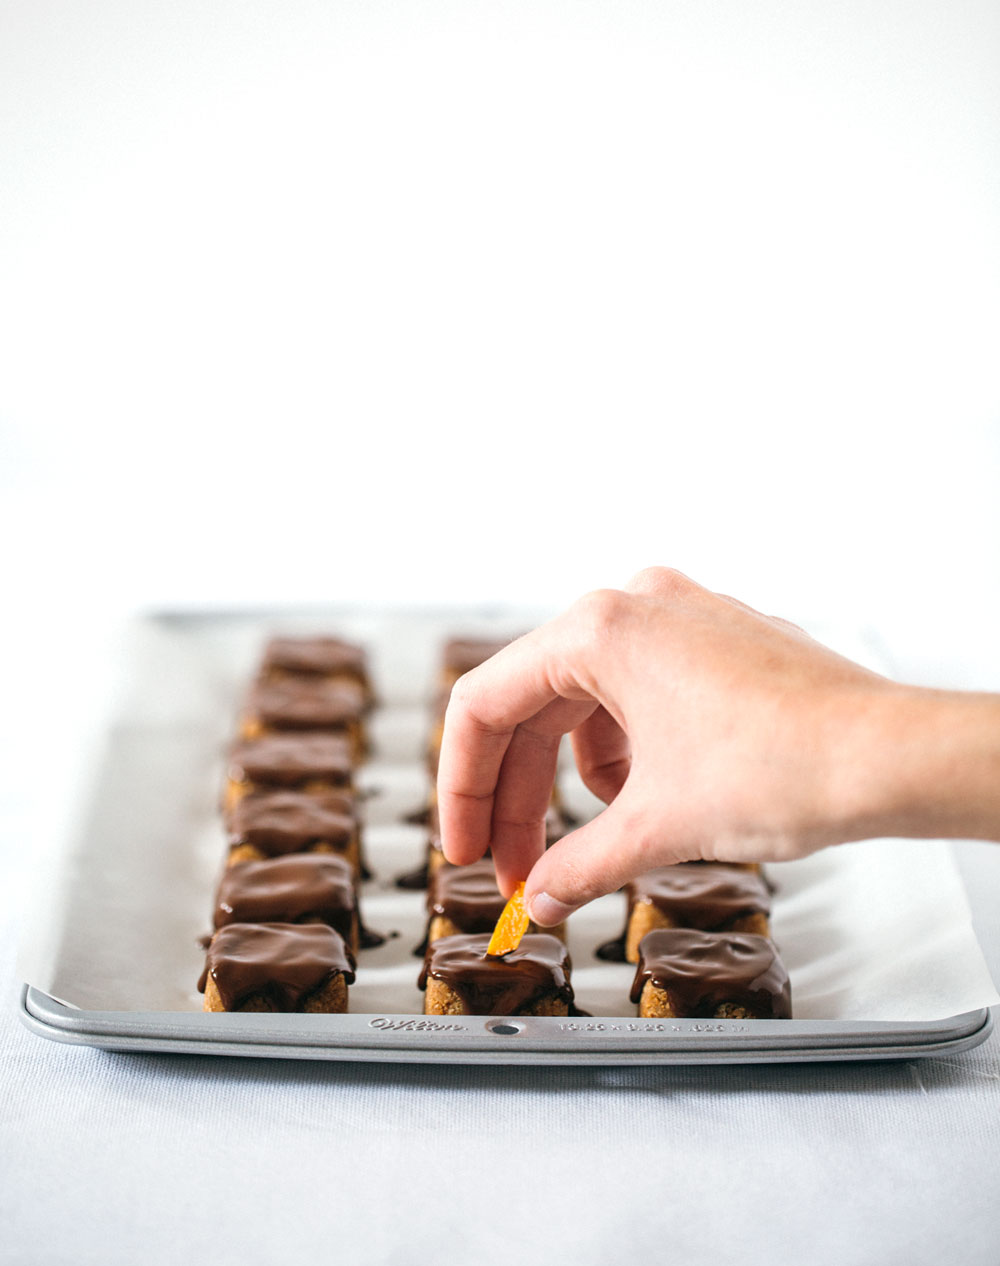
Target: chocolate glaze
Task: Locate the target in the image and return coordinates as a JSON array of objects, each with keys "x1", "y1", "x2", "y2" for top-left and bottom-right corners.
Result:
[
  {"x1": 248, "y1": 677, "x2": 366, "y2": 729},
  {"x1": 419, "y1": 932, "x2": 574, "y2": 1016},
  {"x1": 597, "y1": 864, "x2": 771, "y2": 960},
  {"x1": 412, "y1": 860, "x2": 505, "y2": 953},
  {"x1": 427, "y1": 861, "x2": 505, "y2": 929},
  {"x1": 198, "y1": 922, "x2": 356, "y2": 1011},
  {"x1": 214, "y1": 855, "x2": 355, "y2": 945},
  {"x1": 228, "y1": 732, "x2": 353, "y2": 788},
  {"x1": 262, "y1": 635, "x2": 367, "y2": 679},
  {"x1": 629, "y1": 929, "x2": 791, "y2": 1018},
  {"x1": 228, "y1": 789, "x2": 355, "y2": 854},
  {"x1": 629, "y1": 864, "x2": 771, "y2": 929}
]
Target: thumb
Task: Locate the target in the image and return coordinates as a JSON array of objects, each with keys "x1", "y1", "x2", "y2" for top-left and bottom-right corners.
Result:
[{"x1": 523, "y1": 784, "x2": 689, "y2": 925}]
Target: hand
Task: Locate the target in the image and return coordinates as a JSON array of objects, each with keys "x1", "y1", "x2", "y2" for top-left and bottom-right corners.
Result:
[{"x1": 435, "y1": 567, "x2": 999, "y2": 925}]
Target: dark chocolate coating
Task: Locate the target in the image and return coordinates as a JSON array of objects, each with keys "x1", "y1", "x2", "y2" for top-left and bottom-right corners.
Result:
[
  {"x1": 630, "y1": 929, "x2": 791, "y2": 1018},
  {"x1": 228, "y1": 790, "x2": 355, "y2": 853},
  {"x1": 419, "y1": 932, "x2": 574, "y2": 1015},
  {"x1": 228, "y1": 732, "x2": 354, "y2": 788},
  {"x1": 262, "y1": 635, "x2": 367, "y2": 679},
  {"x1": 628, "y1": 864, "x2": 771, "y2": 929},
  {"x1": 214, "y1": 855, "x2": 356, "y2": 944},
  {"x1": 248, "y1": 677, "x2": 366, "y2": 729},
  {"x1": 427, "y1": 860, "x2": 505, "y2": 932},
  {"x1": 198, "y1": 922, "x2": 356, "y2": 1011}
]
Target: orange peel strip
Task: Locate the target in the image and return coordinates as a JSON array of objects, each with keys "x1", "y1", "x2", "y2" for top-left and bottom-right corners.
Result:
[{"x1": 486, "y1": 881, "x2": 530, "y2": 958}]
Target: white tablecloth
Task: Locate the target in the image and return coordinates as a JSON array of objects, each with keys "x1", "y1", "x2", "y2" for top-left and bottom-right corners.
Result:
[{"x1": 2, "y1": 624, "x2": 999, "y2": 1266}]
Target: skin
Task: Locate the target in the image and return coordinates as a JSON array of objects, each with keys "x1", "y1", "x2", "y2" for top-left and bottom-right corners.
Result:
[{"x1": 436, "y1": 567, "x2": 1000, "y2": 926}]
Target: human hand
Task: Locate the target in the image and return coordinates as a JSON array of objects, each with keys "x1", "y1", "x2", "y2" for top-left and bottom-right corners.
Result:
[{"x1": 436, "y1": 566, "x2": 924, "y2": 925}]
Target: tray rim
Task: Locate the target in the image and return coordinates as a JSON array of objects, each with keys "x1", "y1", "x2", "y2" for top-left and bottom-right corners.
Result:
[{"x1": 19, "y1": 985, "x2": 995, "y2": 1065}]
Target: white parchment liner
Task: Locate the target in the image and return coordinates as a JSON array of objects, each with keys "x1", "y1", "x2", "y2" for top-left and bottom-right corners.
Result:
[{"x1": 19, "y1": 610, "x2": 999, "y2": 1022}]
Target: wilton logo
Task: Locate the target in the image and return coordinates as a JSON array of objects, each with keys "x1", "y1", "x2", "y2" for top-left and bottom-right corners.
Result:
[{"x1": 369, "y1": 1017, "x2": 467, "y2": 1033}]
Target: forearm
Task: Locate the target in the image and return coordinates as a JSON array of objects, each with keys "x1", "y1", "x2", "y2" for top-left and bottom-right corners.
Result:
[{"x1": 836, "y1": 686, "x2": 1000, "y2": 845}]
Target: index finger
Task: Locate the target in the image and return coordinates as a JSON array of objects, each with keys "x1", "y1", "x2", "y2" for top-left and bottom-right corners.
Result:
[{"x1": 435, "y1": 626, "x2": 594, "y2": 871}]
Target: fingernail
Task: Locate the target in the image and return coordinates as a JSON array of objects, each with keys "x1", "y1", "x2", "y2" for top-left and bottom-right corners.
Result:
[{"x1": 528, "y1": 891, "x2": 576, "y2": 926}]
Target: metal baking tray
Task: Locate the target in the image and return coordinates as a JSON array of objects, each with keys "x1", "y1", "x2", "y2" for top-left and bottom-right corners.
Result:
[{"x1": 18, "y1": 607, "x2": 996, "y2": 1065}]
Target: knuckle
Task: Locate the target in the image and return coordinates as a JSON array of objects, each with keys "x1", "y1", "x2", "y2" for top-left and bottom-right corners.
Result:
[
  {"x1": 570, "y1": 587, "x2": 631, "y2": 639},
  {"x1": 625, "y1": 565, "x2": 692, "y2": 599}
]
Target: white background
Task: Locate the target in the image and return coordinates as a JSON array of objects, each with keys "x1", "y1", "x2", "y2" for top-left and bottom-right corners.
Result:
[{"x1": 1, "y1": 0, "x2": 998, "y2": 688}]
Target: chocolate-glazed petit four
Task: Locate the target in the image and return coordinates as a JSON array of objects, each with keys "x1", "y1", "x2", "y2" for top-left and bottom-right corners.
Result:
[
  {"x1": 420, "y1": 933, "x2": 574, "y2": 1017},
  {"x1": 213, "y1": 854, "x2": 359, "y2": 953},
  {"x1": 619, "y1": 864, "x2": 772, "y2": 963},
  {"x1": 226, "y1": 789, "x2": 360, "y2": 874},
  {"x1": 223, "y1": 731, "x2": 354, "y2": 815},
  {"x1": 630, "y1": 929, "x2": 791, "y2": 1020},
  {"x1": 199, "y1": 922, "x2": 356, "y2": 1013},
  {"x1": 240, "y1": 677, "x2": 367, "y2": 758},
  {"x1": 420, "y1": 860, "x2": 565, "y2": 951},
  {"x1": 259, "y1": 635, "x2": 374, "y2": 705}
]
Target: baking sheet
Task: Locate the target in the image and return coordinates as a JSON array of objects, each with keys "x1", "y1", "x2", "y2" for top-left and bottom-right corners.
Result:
[{"x1": 18, "y1": 607, "x2": 999, "y2": 1059}]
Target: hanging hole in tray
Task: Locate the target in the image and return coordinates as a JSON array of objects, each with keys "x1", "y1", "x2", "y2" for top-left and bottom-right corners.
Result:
[{"x1": 489, "y1": 1022, "x2": 523, "y2": 1036}]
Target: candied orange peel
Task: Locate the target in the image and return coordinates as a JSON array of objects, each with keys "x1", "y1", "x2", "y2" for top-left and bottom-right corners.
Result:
[{"x1": 486, "y1": 881, "x2": 530, "y2": 958}]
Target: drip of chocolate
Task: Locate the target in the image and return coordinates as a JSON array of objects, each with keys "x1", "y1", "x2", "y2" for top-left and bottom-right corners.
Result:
[
  {"x1": 227, "y1": 732, "x2": 354, "y2": 788},
  {"x1": 595, "y1": 936, "x2": 628, "y2": 963},
  {"x1": 357, "y1": 921, "x2": 387, "y2": 949},
  {"x1": 262, "y1": 635, "x2": 367, "y2": 679},
  {"x1": 248, "y1": 677, "x2": 366, "y2": 729},
  {"x1": 419, "y1": 933, "x2": 574, "y2": 1016},
  {"x1": 629, "y1": 929, "x2": 791, "y2": 1018},
  {"x1": 628, "y1": 864, "x2": 771, "y2": 929},
  {"x1": 395, "y1": 860, "x2": 430, "y2": 890},
  {"x1": 228, "y1": 790, "x2": 355, "y2": 854},
  {"x1": 214, "y1": 855, "x2": 356, "y2": 945},
  {"x1": 198, "y1": 922, "x2": 356, "y2": 1011}
]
